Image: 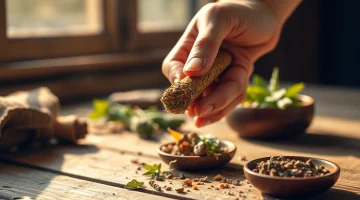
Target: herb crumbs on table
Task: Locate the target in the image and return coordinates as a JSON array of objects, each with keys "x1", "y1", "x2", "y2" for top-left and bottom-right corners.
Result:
[
  {"x1": 213, "y1": 174, "x2": 224, "y2": 181},
  {"x1": 175, "y1": 187, "x2": 184, "y2": 193}
]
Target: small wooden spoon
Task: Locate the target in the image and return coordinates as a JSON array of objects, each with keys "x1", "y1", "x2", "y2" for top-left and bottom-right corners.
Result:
[{"x1": 157, "y1": 141, "x2": 237, "y2": 170}]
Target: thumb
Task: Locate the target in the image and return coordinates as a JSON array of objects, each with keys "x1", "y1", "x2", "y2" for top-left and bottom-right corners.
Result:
[{"x1": 183, "y1": 21, "x2": 225, "y2": 77}]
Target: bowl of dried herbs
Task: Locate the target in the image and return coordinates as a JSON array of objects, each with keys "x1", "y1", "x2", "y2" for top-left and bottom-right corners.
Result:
[
  {"x1": 157, "y1": 128, "x2": 236, "y2": 170},
  {"x1": 244, "y1": 156, "x2": 340, "y2": 197},
  {"x1": 226, "y1": 67, "x2": 314, "y2": 139}
]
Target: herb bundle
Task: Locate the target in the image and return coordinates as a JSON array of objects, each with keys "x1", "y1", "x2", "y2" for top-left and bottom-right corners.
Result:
[
  {"x1": 244, "y1": 67, "x2": 305, "y2": 109},
  {"x1": 88, "y1": 100, "x2": 185, "y2": 139}
]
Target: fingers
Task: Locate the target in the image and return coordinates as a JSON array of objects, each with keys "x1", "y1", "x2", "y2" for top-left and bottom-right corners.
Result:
[
  {"x1": 183, "y1": 3, "x2": 227, "y2": 77},
  {"x1": 162, "y1": 15, "x2": 199, "y2": 83},
  {"x1": 194, "y1": 93, "x2": 246, "y2": 128},
  {"x1": 194, "y1": 64, "x2": 249, "y2": 117}
]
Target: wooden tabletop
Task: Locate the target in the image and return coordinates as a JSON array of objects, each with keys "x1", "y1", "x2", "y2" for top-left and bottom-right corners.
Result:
[{"x1": 0, "y1": 85, "x2": 359, "y2": 200}]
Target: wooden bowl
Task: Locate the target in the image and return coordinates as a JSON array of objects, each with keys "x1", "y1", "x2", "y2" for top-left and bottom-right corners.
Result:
[
  {"x1": 244, "y1": 156, "x2": 340, "y2": 197},
  {"x1": 226, "y1": 94, "x2": 314, "y2": 139},
  {"x1": 157, "y1": 141, "x2": 236, "y2": 170}
]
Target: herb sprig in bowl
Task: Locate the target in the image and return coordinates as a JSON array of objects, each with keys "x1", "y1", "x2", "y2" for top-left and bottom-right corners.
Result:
[{"x1": 243, "y1": 67, "x2": 305, "y2": 109}]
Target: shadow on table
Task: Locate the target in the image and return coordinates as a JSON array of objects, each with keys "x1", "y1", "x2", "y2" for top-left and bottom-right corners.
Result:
[
  {"x1": 244, "y1": 132, "x2": 360, "y2": 158},
  {"x1": 0, "y1": 143, "x2": 99, "y2": 199},
  {"x1": 262, "y1": 188, "x2": 360, "y2": 200}
]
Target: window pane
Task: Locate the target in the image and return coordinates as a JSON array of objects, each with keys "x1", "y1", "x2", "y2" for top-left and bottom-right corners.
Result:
[
  {"x1": 137, "y1": 0, "x2": 209, "y2": 32},
  {"x1": 6, "y1": 0, "x2": 103, "y2": 38}
]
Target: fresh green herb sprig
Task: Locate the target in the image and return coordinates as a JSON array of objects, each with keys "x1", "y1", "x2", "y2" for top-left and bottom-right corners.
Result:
[
  {"x1": 88, "y1": 101, "x2": 185, "y2": 139},
  {"x1": 143, "y1": 163, "x2": 162, "y2": 179},
  {"x1": 244, "y1": 67, "x2": 305, "y2": 109},
  {"x1": 124, "y1": 179, "x2": 145, "y2": 190}
]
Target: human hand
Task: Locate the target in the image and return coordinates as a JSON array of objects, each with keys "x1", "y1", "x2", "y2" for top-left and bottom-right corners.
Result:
[{"x1": 162, "y1": 0, "x2": 299, "y2": 127}]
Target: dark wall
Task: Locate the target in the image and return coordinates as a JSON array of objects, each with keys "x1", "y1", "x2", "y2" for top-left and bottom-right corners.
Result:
[
  {"x1": 254, "y1": 0, "x2": 360, "y2": 88},
  {"x1": 319, "y1": 0, "x2": 360, "y2": 87}
]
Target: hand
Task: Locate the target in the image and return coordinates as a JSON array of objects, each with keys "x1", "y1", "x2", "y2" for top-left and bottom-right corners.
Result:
[{"x1": 162, "y1": 0, "x2": 293, "y2": 127}]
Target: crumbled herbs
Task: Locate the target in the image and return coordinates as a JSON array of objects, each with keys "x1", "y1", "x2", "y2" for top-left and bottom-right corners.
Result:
[
  {"x1": 242, "y1": 67, "x2": 305, "y2": 109},
  {"x1": 175, "y1": 187, "x2": 185, "y2": 193},
  {"x1": 179, "y1": 173, "x2": 186, "y2": 180},
  {"x1": 149, "y1": 180, "x2": 162, "y2": 191},
  {"x1": 213, "y1": 174, "x2": 224, "y2": 181},
  {"x1": 182, "y1": 178, "x2": 193, "y2": 187},
  {"x1": 88, "y1": 101, "x2": 185, "y2": 139},
  {"x1": 162, "y1": 129, "x2": 227, "y2": 156},
  {"x1": 253, "y1": 156, "x2": 331, "y2": 177},
  {"x1": 124, "y1": 179, "x2": 145, "y2": 190},
  {"x1": 199, "y1": 176, "x2": 208, "y2": 182}
]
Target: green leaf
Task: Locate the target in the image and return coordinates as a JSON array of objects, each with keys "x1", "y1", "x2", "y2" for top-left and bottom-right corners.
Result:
[
  {"x1": 252, "y1": 74, "x2": 267, "y2": 88},
  {"x1": 246, "y1": 86, "x2": 270, "y2": 102},
  {"x1": 107, "y1": 104, "x2": 133, "y2": 124},
  {"x1": 197, "y1": 134, "x2": 223, "y2": 154},
  {"x1": 124, "y1": 179, "x2": 145, "y2": 190},
  {"x1": 268, "y1": 67, "x2": 279, "y2": 92},
  {"x1": 143, "y1": 163, "x2": 162, "y2": 178},
  {"x1": 265, "y1": 89, "x2": 287, "y2": 102},
  {"x1": 285, "y1": 82, "x2": 305, "y2": 98},
  {"x1": 277, "y1": 97, "x2": 293, "y2": 110},
  {"x1": 88, "y1": 99, "x2": 110, "y2": 119}
]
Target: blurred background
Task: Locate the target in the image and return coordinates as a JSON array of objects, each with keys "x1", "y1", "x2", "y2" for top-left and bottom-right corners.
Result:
[{"x1": 0, "y1": 0, "x2": 359, "y2": 103}]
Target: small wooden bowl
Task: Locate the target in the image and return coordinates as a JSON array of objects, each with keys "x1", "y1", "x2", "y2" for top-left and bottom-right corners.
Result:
[
  {"x1": 226, "y1": 94, "x2": 314, "y2": 139},
  {"x1": 244, "y1": 156, "x2": 340, "y2": 197},
  {"x1": 157, "y1": 141, "x2": 236, "y2": 170}
]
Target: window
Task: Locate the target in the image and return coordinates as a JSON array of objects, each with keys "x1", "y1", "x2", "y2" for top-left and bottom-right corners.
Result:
[
  {"x1": 0, "y1": 0, "x2": 213, "y2": 101},
  {"x1": 0, "y1": 0, "x2": 121, "y2": 61},
  {"x1": 6, "y1": 0, "x2": 103, "y2": 38},
  {"x1": 131, "y1": 0, "x2": 210, "y2": 50},
  {"x1": 0, "y1": 0, "x2": 212, "y2": 61}
]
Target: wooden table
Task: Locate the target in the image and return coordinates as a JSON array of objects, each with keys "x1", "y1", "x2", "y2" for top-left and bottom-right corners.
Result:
[{"x1": 0, "y1": 85, "x2": 359, "y2": 200}]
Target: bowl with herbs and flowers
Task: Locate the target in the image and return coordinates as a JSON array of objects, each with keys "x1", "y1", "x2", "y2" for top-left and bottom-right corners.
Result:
[
  {"x1": 226, "y1": 67, "x2": 314, "y2": 139},
  {"x1": 157, "y1": 128, "x2": 236, "y2": 170}
]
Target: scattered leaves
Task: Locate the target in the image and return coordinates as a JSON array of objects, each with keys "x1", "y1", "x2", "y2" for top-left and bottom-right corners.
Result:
[{"x1": 124, "y1": 179, "x2": 145, "y2": 190}]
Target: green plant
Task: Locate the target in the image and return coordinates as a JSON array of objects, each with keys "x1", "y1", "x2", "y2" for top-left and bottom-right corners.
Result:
[
  {"x1": 244, "y1": 67, "x2": 305, "y2": 109},
  {"x1": 88, "y1": 100, "x2": 185, "y2": 139}
]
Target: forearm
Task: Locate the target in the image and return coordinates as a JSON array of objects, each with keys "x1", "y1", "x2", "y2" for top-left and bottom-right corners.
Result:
[
  {"x1": 262, "y1": 0, "x2": 302, "y2": 23},
  {"x1": 217, "y1": 0, "x2": 302, "y2": 24}
]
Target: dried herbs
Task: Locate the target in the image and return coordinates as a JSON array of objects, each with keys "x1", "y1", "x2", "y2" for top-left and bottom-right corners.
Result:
[
  {"x1": 242, "y1": 67, "x2": 305, "y2": 109},
  {"x1": 161, "y1": 130, "x2": 227, "y2": 156},
  {"x1": 253, "y1": 156, "x2": 331, "y2": 177},
  {"x1": 149, "y1": 180, "x2": 162, "y2": 191},
  {"x1": 124, "y1": 179, "x2": 145, "y2": 190},
  {"x1": 161, "y1": 50, "x2": 232, "y2": 114}
]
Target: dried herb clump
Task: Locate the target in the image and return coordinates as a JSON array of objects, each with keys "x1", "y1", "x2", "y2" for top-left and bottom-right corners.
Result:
[
  {"x1": 253, "y1": 156, "x2": 330, "y2": 177},
  {"x1": 161, "y1": 50, "x2": 232, "y2": 114}
]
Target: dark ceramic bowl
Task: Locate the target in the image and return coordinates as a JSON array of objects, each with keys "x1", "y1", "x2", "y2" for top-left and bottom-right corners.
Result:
[
  {"x1": 226, "y1": 94, "x2": 314, "y2": 139},
  {"x1": 157, "y1": 141, "x2": 236, "y2": 170},
  {"x1": 244, "y1": 156, "x2": 340, "y2": 197}
]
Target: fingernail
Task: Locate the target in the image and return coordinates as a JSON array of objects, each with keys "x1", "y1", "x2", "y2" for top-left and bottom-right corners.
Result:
[
  {"x1": 201, "y1": 105, "x2": 214, "y2": 117},
  {"x1": 184, "y1": 58, "x2": 204, "y2": 71}
]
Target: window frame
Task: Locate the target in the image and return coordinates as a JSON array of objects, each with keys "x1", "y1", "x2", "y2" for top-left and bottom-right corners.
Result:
[
  {"x1": 127, "y1": 0, "x2": 214, "y2": 50},
  {"x1": 0, "y1": 0, "x2": 123, "y2": 62}
]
